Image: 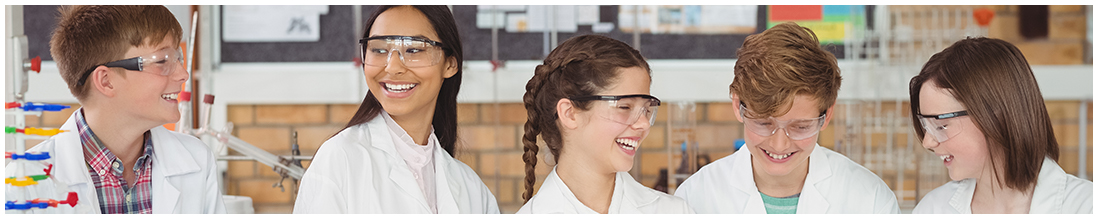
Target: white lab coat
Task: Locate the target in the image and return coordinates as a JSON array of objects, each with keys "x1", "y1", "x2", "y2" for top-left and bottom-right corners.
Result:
[
  {"x1": 292, "y1": 115, "x2": 499, "y2": 213},
  {"x1": 517, "y1": 167, "x2": 694, "y2": 214},
  {"x1": 912, "y1": 157, "x2": 1093, "y2": 213},
  {"x1": 4, "y1": 110, "x2": 226, "y2": 214},
  {"x1": 675, "y1": 144, "x2": 900, "y2": 213}
]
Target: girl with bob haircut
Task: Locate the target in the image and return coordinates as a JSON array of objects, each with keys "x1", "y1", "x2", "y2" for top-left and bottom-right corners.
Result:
[
  {"x1": 910, "y1": 37, "x2": 1092, "y2": 214},
  {"x1": 516, "y1": 34, "x2": 693, "y2": 214},
  {"x1": 293, "y1": 5, "x2": 498, "y2": 213}
]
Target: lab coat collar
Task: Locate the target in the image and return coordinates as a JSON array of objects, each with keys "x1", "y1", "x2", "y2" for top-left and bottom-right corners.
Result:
[
  {"x1": 946, "y1": 157, "x2": 1065, "y2": 214},
  {"x1": 433, "y1": 134, "x2": 461, "y2": 213},
  {"x1": 55, "y1": 111, "x2": 91, "y2": 187},
  {"x1": 54, "y1": 109, "x2": 202, "y2": 213},
  {"x1": 1029, "y1": 157, "x2": 1067, "y2": 213},
  {"x1": 529, "y1": 168, "x2": 657, "y2": 213},
  {"x1": 797, "y1": 144, "x2": 833, "y2": 213},
  {"x1": 149, "y1": 125, "x2": 201, "y2": 213},
  {"x1": 370, "y1": 112, "x2": 465, "y2": 213},
  {"x1": 367, "y1": 113, "x2": 431, "y2": 211},
  {"x1": 616, "y1": 171, "x2": 661, "y2": 213},
  {"x1": 57, "y1": 108, "x2": 202, "y2": 177},
  {"x1": 728, "y1": 144, "x2": 833, "y2": 213}
]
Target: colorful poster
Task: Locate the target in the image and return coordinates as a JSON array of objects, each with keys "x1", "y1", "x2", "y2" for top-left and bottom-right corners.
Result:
[{"x1": 767, "y1": 5, "x2": 866, "y2": 44}]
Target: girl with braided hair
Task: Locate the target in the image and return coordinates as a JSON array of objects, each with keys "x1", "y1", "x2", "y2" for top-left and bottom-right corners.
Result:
[{"x1": 515, "y1": 34, "x2": 693, "y2": 214}]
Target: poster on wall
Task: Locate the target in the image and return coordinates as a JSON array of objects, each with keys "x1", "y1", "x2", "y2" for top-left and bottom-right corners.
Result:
[
  {"x1": 222, "y1": 5, "x2": 329, "y2": 42},
  {"x1": 767, "y1": 5, "x2": 866, "y2": 44},
  {"x1": 619, "y1": 5, "x2": 757, "y2": 34}
]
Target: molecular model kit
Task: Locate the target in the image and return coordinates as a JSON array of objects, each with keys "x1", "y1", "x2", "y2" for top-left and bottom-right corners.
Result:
[{"x1": 5, "y1": 49, "x2": 81, "y2": 213}]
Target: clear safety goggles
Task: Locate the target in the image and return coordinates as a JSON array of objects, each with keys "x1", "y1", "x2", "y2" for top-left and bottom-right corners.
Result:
[
  {"x1": 569, "y1": 94, "x2": 661, "y2": 125},
  {"x1": 359, "y1": 35, "x2": 447, "y2": 68},
  {"x1": 740, "y1": 102, "x2": 826, "y2": 140},
  {"x1": 77, "y1": 47, "x2": 184, "y2": 86},
  {"x1": 917, "y1": 110, "x2": 968, "y2": 143}
]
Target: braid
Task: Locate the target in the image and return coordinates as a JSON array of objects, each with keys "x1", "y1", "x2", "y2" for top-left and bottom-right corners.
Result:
[
  {"x1": 518, "y1": 34, "x2": 650, "y2": 204},
  {"x1": 521, "y1": 62, "x2": 556, "y2": 203}
]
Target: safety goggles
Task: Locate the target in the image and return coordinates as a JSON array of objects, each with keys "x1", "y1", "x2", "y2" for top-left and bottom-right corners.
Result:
[
  {"x1": 569, "y1": 94, "x2": 661, "y2": 125},
  {"x1": 917, "y1": 110, "x2": 968, "y2": 143},
  {"x1": 359, "y1": 35, "x2": 447, "y2": 68},
  {"x1": 739, "y1": 102, "x2": 826, "y2": 140},
  {"x1": 77, "y1": 47, "x2": 184, "y2": 86}
]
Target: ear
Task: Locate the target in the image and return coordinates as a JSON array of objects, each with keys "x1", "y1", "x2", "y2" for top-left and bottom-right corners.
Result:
[
  {"x1": 730, "y1": 93, "x2": 744, "y2": 123},
  {"x1": 556, "y1": 98, "x2": 579, "y2": 130},
  {"x1": 820, "y1": 103, "x2": 836, "y2": 130},
  {"x1": 90, "y1": 66, "x2": 118, "y2": 98},
  {"x1": 442, "y1": 56, "x2": 458, "y2": 79}
]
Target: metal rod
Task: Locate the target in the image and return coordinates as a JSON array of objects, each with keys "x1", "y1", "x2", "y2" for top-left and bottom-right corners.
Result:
[{"x1": 1079, "y1": 100, "x2": 1089, "y2": 179}]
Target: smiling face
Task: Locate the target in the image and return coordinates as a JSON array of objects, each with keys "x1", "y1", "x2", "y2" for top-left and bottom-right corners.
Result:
[
  {"x1": 918, "y1": 80, "x2": 991, "y2": 181},
  {"x1": 364, "y1": 6, "x2": 457, "y2": 119},
  {"x1": 565, "y1": 67, "x2": 652, "y2": 173},
  {"x1": 735, "y1": 94, "x2": 832, "y2": 179},
  {"x1": 110, "y1": 34, "x2": 187, "y2": 126}
]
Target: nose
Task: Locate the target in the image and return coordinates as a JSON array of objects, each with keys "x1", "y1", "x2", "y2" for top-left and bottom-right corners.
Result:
[
  {"x1": 921, "y1": 132, "x2": 939, "y2": 150},
  {"x1": 770, "y1": 128, "x2": 793, "y2": 150},
  {"x1": 383, "y1": 49, "x2": 408, "y2": 74},
  {"x1": 170, "y1": 60, "x2": 188, "y2": 82},
  {"x1": 631, "y1": 113, "x2": 653, "y2": 130}
]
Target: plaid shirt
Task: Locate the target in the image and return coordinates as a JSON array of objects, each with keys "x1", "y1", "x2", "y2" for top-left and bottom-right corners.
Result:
[{"x1": 76, "y1": 109, "x2": 155, "y2": 214}]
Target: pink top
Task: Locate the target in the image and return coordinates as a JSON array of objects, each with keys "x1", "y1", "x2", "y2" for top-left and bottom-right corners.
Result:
[{"x1": 381, "y1": 112, "x2": 438, "y2": 213}]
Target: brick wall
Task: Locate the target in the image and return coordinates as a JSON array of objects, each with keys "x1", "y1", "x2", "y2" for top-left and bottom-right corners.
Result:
[
  {"x1": 889, "y1": 5, "x2": 1091, "y2": 65},
  {"x1": 217, "y1": 100, "x2": 1090, "y2": 213},
  {"x1": 12, "y1": 5, "x2": 1091, "y2": 214}
]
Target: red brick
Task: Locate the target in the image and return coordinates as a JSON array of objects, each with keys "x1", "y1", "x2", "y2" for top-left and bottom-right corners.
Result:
[
  {"x1": 24, "y1": 114, "x2": 41, "y2": 127},
  {"x1": 639, "y1": 125, "x2": 666, "y2": 150},
  {"x1": 1049, "y1": 14, "x2": 1087, "y2": 40},
  {"x1": 480, "y1": 103, "x2": 527, "y2": 124},
  {"x1": 40, "y1": 103, "x2": 80, "y2": 126},
  {"x1": 1049, "y1": 5, "x2": 1082, "y2": 13},
  {"x1": 1046, "y1": 101, "x2": 1081, "y2": 122},
  {"x1": 255, "y1": 104, "x2": 328, "y2": 125},
  {"x1": 227, "y1": 105, "x2": 254, "y2": 126},
  {"x1": 456, "y1": 125, "x2": 517, "y2": 150},
  {"x1": 253, "y1": 203, "x2": 294, "y2": 214},
  {"x1": 236, "y1": 178, "x2": 293, "y2": 204},
  {"x1": 294, "y1": 125, "x2": 344, "y2": 156},
  {"x1": 457, "y1": 103, "x2": 479, "y2": 124},
  {"x1": 696, "y1": 124, "x2": 741, "y2": 150},
  {"x1": 227, "y1": 160, "x2": 256, "y2": 178},
  {"x1": 1013, "y1": 41, "x2": 1084, "y2": 65},
  {"x1": 328, "y1": 104, "x2": 359, "y2": 125},
  {"x1": 479, "y1": 151, "x2": 525, "y2": 177},
  {"x1": 236, "y1": 127, "x2": 291, "y2": 154},
  {"x1": 988, "y1": 14, "x2": 1021, "y2": 41},
  {"x1": 707, "y1": 102, "x2": 739, "y2": 122},
  {"x1": 640, "y1": 151, "x2": 670, "y2": 176}
]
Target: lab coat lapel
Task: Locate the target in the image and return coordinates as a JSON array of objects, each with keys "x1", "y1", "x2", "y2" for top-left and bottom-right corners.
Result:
[
  {"x1": 149, "y1": 126, "x2": 199, "y2": 213},
  {"x1": 730, "y1": 149, "x2": 767, "y2": 213},
  {"x1": 367, "y1": 116, "x2": 430, "y2": 212},
  {"x1": 53, "y1": 110, "x2": 100, "y2": 213},
  {"x1": 617, "y1": 172, "x2": 657, "y2": 213},
  {"x1": 796, "y1": 144, "x2": 832, "y2": 213},
  {"x1": 1029, "y1": 157, "x2": 1066, "y2": 213},
  {"x1": 434, "y1": 146, "x2": 461, "y2": 213},
  {"x1": 949, "y1": 179, "x2": 976, "y2": 214}
]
